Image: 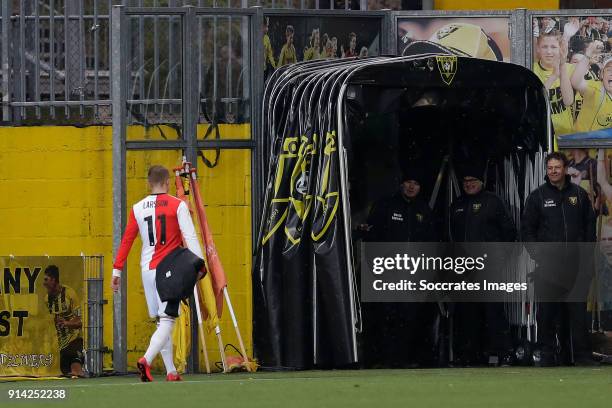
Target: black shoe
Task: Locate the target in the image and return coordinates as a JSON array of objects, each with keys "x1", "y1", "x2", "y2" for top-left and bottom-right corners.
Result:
[
  {"x1": 500, "y1": 352, "x2": 515, "y2": 367},
  {"x1": 593, "y1": 352, "x2": 612, "y2": 364},
  {"x1": 513, "y1": 345, "x2": 532, "y2": 366},
  {"x1": 573, "y1": 353, "x2": 599, "y2": 367},
  {"x1": 533, "y1": 350, "x2": 557, "y2": 367},
  {"x1": 450, "y1": 356, "x2": 473, "y2": 367}
]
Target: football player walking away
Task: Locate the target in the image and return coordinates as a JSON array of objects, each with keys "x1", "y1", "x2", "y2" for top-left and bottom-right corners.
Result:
[{"x1": 111, "y1": 165, "x2": 205, "y2": 382}]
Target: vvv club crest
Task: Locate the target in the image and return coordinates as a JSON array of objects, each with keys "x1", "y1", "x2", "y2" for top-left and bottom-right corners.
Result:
[{"x1": 436, "y1": 55, "x2": 457, "y2": 86}]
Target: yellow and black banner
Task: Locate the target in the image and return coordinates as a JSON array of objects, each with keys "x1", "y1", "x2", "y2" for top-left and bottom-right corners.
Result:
[
  {"x1": 254, "y1": 67, "x2": 357, "y2": 369},
  {"x1": 0, "y1": 256, "x2": 85, "y2": 377}
]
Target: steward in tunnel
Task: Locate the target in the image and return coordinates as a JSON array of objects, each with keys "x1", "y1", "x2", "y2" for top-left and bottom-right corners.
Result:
[
  {"x1": 449, "y1": 162, "x2": 517, "y2": 366},
  {"x1": 449, "y1": 164, "x2": 517, "y2": 243},
  {"x1": 360, "y1": 167, "x2": 440, "y2": 367},
  {"x1": 521, "y1": 152, "x2": 596, "y2": 366},
  {"x1": 364, "y1": 168, "x2": 436, "y2": 243}
]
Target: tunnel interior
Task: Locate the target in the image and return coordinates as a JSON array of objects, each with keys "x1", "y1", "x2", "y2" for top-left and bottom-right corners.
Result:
[{"x1": 343, "y1": 57, "x2": 549, "y2": 366}]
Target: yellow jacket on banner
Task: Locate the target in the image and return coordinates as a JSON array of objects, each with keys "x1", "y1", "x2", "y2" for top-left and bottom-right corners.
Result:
[
  {"x1": 574, "y1": 80, "x2": 612, "y2": 132},
  {"x1": 533, "y1": 61, "x2": 576, "y2": 136}
]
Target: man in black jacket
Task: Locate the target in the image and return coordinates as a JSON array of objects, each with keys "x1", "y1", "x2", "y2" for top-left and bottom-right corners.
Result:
[
  {"x1": 449, "y1": 168, "x2": 517, "y2": 243},
  {"x1": 449, "y1": 163, "x2": 517, "y2": 366},
  {"x1": 365, "y1": 169, "x2": 436, "y2": 243},
  {"x1": 521, "y1": 152, "x2": 596, "y2": 366},
  {"x1": 361, "y1": 169, "x2": 438, "y2": 367}
]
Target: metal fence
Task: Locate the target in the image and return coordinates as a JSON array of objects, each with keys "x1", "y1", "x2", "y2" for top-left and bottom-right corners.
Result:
[
  {"x1": 3, "y1": 4, "x2": 610, "y2": 126},
  {"x1": 83, "y1": 255, "x2": 105, "y2": 377},
  {"x1": 0, "y1": 0, "x2": 379, "y2": 125},
  {"x1": 1, "y1": 1, "x2": 116, "y2": 123}
]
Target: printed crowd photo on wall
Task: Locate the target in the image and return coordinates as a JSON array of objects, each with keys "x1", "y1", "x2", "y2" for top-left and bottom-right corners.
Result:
[
  {"x1": 397, "y1": 17, "x2": 511, "y2": 61},
  {"x1": 531, "y1": 15, "x2": 612, "y2": 316},
  {"x1": 263, "y1": 15, "x2": 382, "y2": 80},
  {"x1": 532, "y1": 15, "x2": 612, "y2": 144},
  {"x1": 565, "y1": 147, "x2": 612, "y2": 312},
  {"x1": 558, "y1": 145, "x2": 612, "y2": 313}
]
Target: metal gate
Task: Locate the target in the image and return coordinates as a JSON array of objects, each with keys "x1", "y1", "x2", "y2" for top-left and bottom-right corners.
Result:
[
  {"x1": 111, "y1": 5, "x2": 262, "y2": 373},
  {"x1": 84, "y1": 255, "x2": 105, "y2": 377}
]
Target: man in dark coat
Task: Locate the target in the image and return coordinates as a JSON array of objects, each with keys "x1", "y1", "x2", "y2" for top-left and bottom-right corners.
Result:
[
  {"x1": 366, "y1": 169, "x2": 436, "y2": 243},
  {"x1": 449, "y1": 162, "x2": 517, "y2": 366},
  {"x1": 449, "y1": 166, "x2": 517, "y2": 243},
  {"x1": 521, "y1": 152, "x2": 596, "y2": 366},
  {"x1": 361, "y1": 168, "x2": 439, "y2": 367}
]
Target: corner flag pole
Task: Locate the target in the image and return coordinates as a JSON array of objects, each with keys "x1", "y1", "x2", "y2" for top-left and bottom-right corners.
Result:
[
  {"x1": 193, "y1": 285, "x2": 211, "y2": 374},
  {"x1": 223, "y1": 287, "x2": 249, "y2": 365},
  {"x1": 184, "y1": 161, "x2": 229, "y2": 373},
  {"x1": 174, "y1": 167, "x2": 212, "y2": 374},
  {"x1": 187, "y1": 163, "x2": 255, "y2": 372}
]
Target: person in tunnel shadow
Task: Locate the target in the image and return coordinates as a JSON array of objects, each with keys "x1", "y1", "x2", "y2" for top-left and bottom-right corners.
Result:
[
  {"x1": 359, "y1": 168, "x2": 440, "y2": 368},
  {"x1": 448, "y1": 162, "x2": 517, "y2": 367}
]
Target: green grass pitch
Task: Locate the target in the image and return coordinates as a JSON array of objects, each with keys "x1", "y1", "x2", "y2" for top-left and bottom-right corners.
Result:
[{"x1": 1, "y1": 367, "x2": 611, "y2": 408}]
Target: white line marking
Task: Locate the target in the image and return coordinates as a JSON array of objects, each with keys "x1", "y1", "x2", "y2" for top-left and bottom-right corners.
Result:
[{"x1": 1, "y1": 368, "x2": 609, "y2": 389}]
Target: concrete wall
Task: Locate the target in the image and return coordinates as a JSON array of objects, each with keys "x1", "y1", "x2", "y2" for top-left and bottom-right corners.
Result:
[{"x1": 0, "y1": 125, "x2": 252, "y2": 372}]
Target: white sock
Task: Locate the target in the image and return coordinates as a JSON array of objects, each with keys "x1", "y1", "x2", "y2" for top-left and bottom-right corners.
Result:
[
  {"x1": 144, "y1": 317, "x2": 175, "y2": 365},
  {"x1": 160, "y1": 335, "x2": 177, "y2": 374}
]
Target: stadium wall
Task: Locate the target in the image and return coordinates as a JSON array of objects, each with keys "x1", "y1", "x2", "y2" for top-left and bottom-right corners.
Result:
[{"x1": 0, "y1": 125, "x2": 252, "y2": 372}]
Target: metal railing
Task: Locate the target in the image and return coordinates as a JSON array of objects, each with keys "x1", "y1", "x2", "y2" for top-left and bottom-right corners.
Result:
[
  {"x1": 0, "y1": 0, "x2": 376, "y2": 125},
  {"x1": 3, "y1": 4, "x2": 609, "y2": 126},
  {"x1": 83, "y1": 255, "x2": 105, "y2": 377},
  {"x1": 1, "y1": 1, "x2": 117, "y2": 123}
]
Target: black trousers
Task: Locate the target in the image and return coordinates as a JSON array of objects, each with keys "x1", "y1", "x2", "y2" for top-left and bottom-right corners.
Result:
[
  {"x1": 536, "y1": 301, "x2": 591, "y2": 359},
  {"x1": 453, "y1": 302, "x2": 511, "y2": 361},
  {"x1": 361, "y1": 302, "x2": 439, "y2": 367},
  {"x1": 535, "y1": 275, "x2": 592, "y2": 360}
]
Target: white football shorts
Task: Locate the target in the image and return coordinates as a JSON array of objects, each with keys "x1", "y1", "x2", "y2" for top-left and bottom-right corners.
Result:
[{"x1": 141, "y1": 269, "x2": 180, "y2": 318}]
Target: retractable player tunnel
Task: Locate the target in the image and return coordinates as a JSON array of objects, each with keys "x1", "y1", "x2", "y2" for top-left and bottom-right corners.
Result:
[{"x1": 253, "y1": 45, "x2": 551, "y2": 370}]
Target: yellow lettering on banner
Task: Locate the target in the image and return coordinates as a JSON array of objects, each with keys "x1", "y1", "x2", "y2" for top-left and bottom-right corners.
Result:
[
  {"x1": 284, "y1": 134, "x2": 319, "y2": 244},
  {"x1": 274, "y1": 136, "x2": 300, "y2": 195},
  {"x1": 262, "y1": 200, "x2": 290, "y2": 245},
  {"x1": 311, "y1": 132, "x2": 340, "y2": 242},
  {"x1": 289, "y1": 134, "x2": 318, "y2": 220},
  {"x1": 0, "y1": 257, "x2": 84, "y2": 377}
]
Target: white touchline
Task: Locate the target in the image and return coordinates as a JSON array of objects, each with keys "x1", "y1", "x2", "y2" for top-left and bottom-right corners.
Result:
[{"x1": 0, "y1": 368, "x2": 576, "y2": 390}]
